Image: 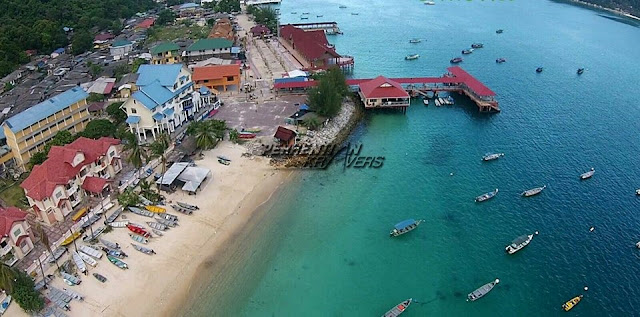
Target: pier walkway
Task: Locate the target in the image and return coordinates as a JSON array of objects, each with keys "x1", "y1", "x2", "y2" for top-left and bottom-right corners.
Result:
[{"x1": 289, "y1": 22, "x2": 342, "y2": 35}]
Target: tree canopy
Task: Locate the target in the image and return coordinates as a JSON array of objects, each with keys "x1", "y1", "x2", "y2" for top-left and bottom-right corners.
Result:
[
  {"x1": 248, "y1": 6, "x2": 278, "y2": 33},
  {"x1": 77, "y1": 119, "x2": 116, "y2": 139},
  {"x1": 157, "y1": 9, "x2": 177, "y2": 26},
  {"x1": 107, "y1": 102, "x2": 127, "y2": 125},
  {"x1": 71, "y1": 29, "x2": 93, "y2": 55},
  {"x1": 186, "y1": 120, "x2": 226, "y2": 150},
  {"x1": 216, "y1": 0, "x2": 240, "y2": 13},
  {"x1": 308, "y1": 67, "x2": 349, "y2": 118}
]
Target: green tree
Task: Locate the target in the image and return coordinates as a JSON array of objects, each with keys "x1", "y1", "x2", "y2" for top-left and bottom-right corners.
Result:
[
  {"x1": 149, "y1": 133, "x2": 170, "y2": 196},
  {"x1": 303, "y1": 116, "x2": 321, "y2": 130},
  {"x1": 11, "y1": 269, "x2": 44, "y2": 312},
  {"x1": 252, "y1": 6, "x2": 278, "y2": 33},
  {"x1": 87, "y1": 92, "x2": 105, "y2": 102},
  {"x1": 216, "y1": 0, "x2": 240, "y2": 13},
  {"x1": 77, "y1": 119, "x2": 116, "y2": 139},
  {"x1": 0, "y1": 264, "x2": 16, "y2": 294},
  {"x1": 117, "y1": 188, "x2": 140, "y2": 208},
  {"x1": 123, "y1": 132, "x2": 145, "y2": 170},
  {"x1": 187, "y1": 120, "x2": 226, "y2": 150},
  {"x1": 157, "y1": 10, "x2": 176, "y2": 26},
  {"x1": 308, "y1": 67, "x2": 348, "y2": 117},
  {"x1": 89, "y1": 64, "x2": 103, "y2": 79},
  {"x1": 71, "y1": 29, "x2": 93, "y2": 55},
  {"x1": 43, "y1": 130, "x2": 76, "y2": 154},
  {"x1": 228, "y1": 129, "x2": 239, "y2": 143},
  {"x1": 106, "y1": 102, "x2": 127, "y2": 125},
  {"x1": 131, "y1": 58, "x2": 147, "y2": 73},
  {"x1": 28, "y1": 152, "x2": 47, "y2": 167},
  {"x1": 3, "y1": 82, "x2": 14, "y2": 92}
]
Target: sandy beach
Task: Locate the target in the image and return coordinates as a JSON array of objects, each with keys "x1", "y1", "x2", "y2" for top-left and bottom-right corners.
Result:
[{"x1": 5, "y1": 142, "x2": 291, "y2": 317}]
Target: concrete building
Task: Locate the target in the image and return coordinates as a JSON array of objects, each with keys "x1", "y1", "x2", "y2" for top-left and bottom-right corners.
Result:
[
  {"x1": 110, "y1": 40, "x2": 134, "y2": 58},
  {"x1": 1, "y1": 87, "x2": 90, "y2": 171},
  {"x1": 20, "y1": 137, "x2": 122, "y2": 226},
  {"x1": 0, "y1": 207, "x2": 34, "y2": 266},
  {"x1": 208, "y1": 18, "x2": 235, "y2": 42},
  {"x1": 192, "y1": 64, "x2": 240, "y2": 93},
  {"x1": 183, "y1": 38, "x2": 233, "y2": 62},
  {"x1": 151, "y1": 42, "x2": 182, "y2": 65}
]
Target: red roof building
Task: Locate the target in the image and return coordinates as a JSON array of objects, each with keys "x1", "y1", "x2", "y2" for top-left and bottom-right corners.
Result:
[
  {"x1": 136, "y1": 18, "x2": 156, "y2": 29},
  {"x1": 94, "y1": 33, "x2": 115, "y2": 43},
  {"x1": 250, "y1": 25, "x2": 271, "y2": 37},
  {"x1": 0, "y1": 207, "x2": 34, "y2": 264},
  {"x1": 274, "y1": 126, "x2": 297, "y2": 147},
  {"x1": 279, "y1": 25, "x2": 353, "y2": 70},
  {"x1": 21, "y1": 137, "x2": 122, "y2": 225},
  {"x1": 358, "y1": 76, "x2": 410, "y2": 109}
]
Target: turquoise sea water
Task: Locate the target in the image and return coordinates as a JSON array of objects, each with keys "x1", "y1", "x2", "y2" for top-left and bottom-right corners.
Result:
[{"x1": 187, "y1": 0, "x2": 640, "y2": 316}]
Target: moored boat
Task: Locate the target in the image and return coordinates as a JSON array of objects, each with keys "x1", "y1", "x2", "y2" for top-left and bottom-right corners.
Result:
[
  {"x1": 496, "y1": 58, "x2": 506, "y2": 63},
  {"x1": 475, "y1": 189, "x2": 498, "y2": 202},
  {"x1": 577, "y1": 68, "x2": 584, "y2": 75},
  {"x1": 105, "y1": 207, "x2": 123, "y2": 223},
  {"x1": 471, "y1": 43, "x2": 483, "y2": 48},
  {"x1": 107, "y1": 255, "x2": 128, "y2": 269},
  {"x1": 339, "y1": 5, "x2": 347, "y2": 8},
  {"x1": 562, "y1": 295, "x2": 583, "y2": 311},
  {"x1": 171, "y1": 204, "x2": 194, "y2": 215},
  {"x1": 129, "y1": 233, "x2": 149, "y2": 244},
  {"x1": 482, "y1": 153, "x2": 504, "y2": 161},
  {"x1": 60, "y1": 232, "x2": 81, "y2": 246},
  {"x1": 450, "y1": 57, "x2": 463, "y2": 63},
  {"x1": 152, "y1": 229, "x2": 164, "y2": 236},
  {"x1": 145, "y1": 205, "x2": 166, "y2": 214},
  {"x1": 177, "y1": 202, "x2": 199, "y2": 210},
  {"x1": 636, "y1": 189, "x2": 640, "y2": 195},
  {"x1": 409, "y1": 39, "x2": 422, "y2": 43},
  {"x1": 496, "y1": 29, "x2": 504, "y2": 34},
  {"x1": 423, "y1": 99, "x2": 429, "y2": 106},
  {"x1": 82, "y1": 226, "x2": 106, "y2": 242},
  {"x1": 109, "y1": 220, "x2": 129, "y2": 228},
  {"x1": 382, "y1": 298, "x2": 412, "y2": 317},
  {"x1": 580, "y1": 168, "x2": 595, "y2": 180},
  {"x1": 462, "y1": 49, "x2": 474, "y2": 54},
  {"x1": 147, "y1": 221, "x2": 167, "y2": 231},
  {"x1": 129, "y1": 207, "x2": 154, "y2": 217},
  {"x1": 467, "y1": 279, "x2": 499, "y2": 301},
  {"x1": 158, "y1": 213, "x2": 179, "y2": 222},
  {"x1": 93, "y1": 273, "x2": 107, "y2": 283},
  {"x1": 536, "y1": 67, "x2": 544, "y2": 73},
  {"x1": 127, "y1": 224, "x2": 151, "y2": 238},
  {"x1": 390, "y1": 219, "x2": 424, "y2": 237},
  {"x1": 424, "y1": 1, "x2": 435, "y2": 4},
  {"x1": 155, "y1": 217, "x2": 177, "y2": 227},
  {"x1": 48, "y1": 247, "x2": 67, "y2": 263},
  {"x1": 238, "y1": 133, "x2": 256, "y2": 139},
  {"x1": 78, "y1": 251, "x2": 98, "y2": 267},
  {"x1": 522, "y1": 185, "x2": 546, "y2": 197},
  {"x1": 505, "y1": 233, "x2": 536, "y2": 254},
  {"x1": 101, "y1": 247, "x2": 127, "y2": 258},
  {"x1": 72, "y1": 251, "x2": 87, "y2": 273},
  {"x1": 434, "y1": 98, "x2": 441, "y2": 107},
  {"x1": 405, "y1": 54, "x2": 419, "y2": 60},
  {"x1": 61, "y1": 272, "x2": 81, "y2": 286},
  {"x1": 131, "y1": 243, "x2": 156, "y2": 255}
]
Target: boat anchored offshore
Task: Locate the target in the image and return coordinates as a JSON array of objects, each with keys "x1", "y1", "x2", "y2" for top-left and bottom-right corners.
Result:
[
  {"x1": 475, "y1": 189, "x2": 498, "y2": 202},
  {"x1": 482, "y1": 153, "x2": 504, "y2": 161},
  {"x1": 496, "y1": 29, "x2": 504, "y2": 34},
  {"x1": 505, "y1": 232, "x2": 537, "y2": 254},
  {"x1": 450, "y1": 57, "x2": 463, "y2": 63},
  {"x1": 405, "y1": 54, "x2": 419, "y2": 60},
  {"x1": 382, "y1": 298, "x2": 412, "y2": 317},
  {"x1": 580, "y1": 168, "x2": 595, "y2": 180},
  {"x1": 496, "y1": 58, "x2": 506, "y2": 63},
  {"x1": 536, "y1": 67, "x2": 544, "y2": 73},
  {"x1": 424, "y1": 1, "x2": 435, "y2": 4},
  {"x1": 390, "y1": 219, "x2": 424, "y2": 237},
  {"x1": 577, "y1": 68, "x2": 584, "y2": 75},
  {"x1": 562, "y1": 295, "x2": 583, "y2": 311},
  {"x1": 409, "y1": 39, "x2": 422, "y2": 43},
  {"x1": 522, "y1": 185, "x2": 546, "y2": 197},
  {"x1": 467, "y1": 279, "x2": 499, "y2": 301},
  {"x1": 471, "y1": 43, "x2": 484, "y2": 48},
  {"x1": 462, "y1": 49, "x2": 474, "y2": 54}
]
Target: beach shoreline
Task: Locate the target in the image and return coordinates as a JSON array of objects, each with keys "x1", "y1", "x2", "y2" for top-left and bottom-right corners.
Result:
[{"x1": 566, "y1": 0, "x2": 640, "y2": 21}]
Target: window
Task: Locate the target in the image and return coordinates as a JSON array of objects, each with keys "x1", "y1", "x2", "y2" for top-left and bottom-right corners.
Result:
[
  {"x1": 131, "y1": 108, "x2": 137, "y2": 114},
  {"x1": 174, "y1": 83, "x2": 178, "y2": 89},
  {"x1": 13, "y1": 228, "x2": 21, "y2": 237},
  {"x1": 55, "y1": 191, "x2": 62, "y2": 199},
  {"x1": 109, "y1": 150, "x2": 116, "y2": 157},
  {"x1": 226, "y1": 76, "x2": 234, "y2": 82}
]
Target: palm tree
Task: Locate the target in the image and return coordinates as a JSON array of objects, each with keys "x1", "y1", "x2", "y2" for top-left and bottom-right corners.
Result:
[
  {"x1": 228, "y1": 129, "x2": 239, "y2": 143},
  {"x1": 35, "y1": 223, "x2": 59, "y2": 271},
  {"x1": 187, "y1": 121, "x2": 217, "y2": 151},
  {"x1": 0, "y1": 263, "x2": 16, "y2": 294},
  {"x1": 124, "y1": 132, "x2": 144, "y2": 169},
  {"x1": 149, "y1": 133, "x2": 170, "y2": 196}
]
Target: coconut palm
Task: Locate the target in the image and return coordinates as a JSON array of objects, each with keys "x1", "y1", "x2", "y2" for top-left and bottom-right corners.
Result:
[
  {"x1": 187, "y1": 121, "x2": 216, "y2": 150},
  {"x1": 149, "y1": 133, "x2": 170, "y2": 196},
  {"x1": 123, "y1": 132, "x2": 145, "y2": 169},
  {"x1": 0, "y1": 263, "x2": 16, "y2": 293},
  {"x1": 35, "y1": 223, "x2": 59, "y2": 271}
]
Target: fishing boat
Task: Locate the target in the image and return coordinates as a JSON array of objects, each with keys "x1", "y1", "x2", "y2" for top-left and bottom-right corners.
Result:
[
  {"x1": 0, "y1": 295, "x2": 11, "y2": 314},
  {"x1": 496, "y1": 29, "x2": 504, "y2": 34},
  {"x1": 62, "y1": 288, "x2": 84, "y2": 301},
  {"x1": 243, "y1": 127, "x2": 262, "y2": 133},
  {"x1": 177, "y1": 202, "x2": 199, "y2": 210},
  {"x1": 131, "y1": 243, "x2": 156, "y2": 255},
  {"x1": 155, "y1": 217, "x2": 177, "y2": 227},
  {"x1": 48, "y1": 247, "x2": 67, "y2": 263},
  {"x1": 109, "y1": 220, "x2": 129, "y2": 228},
  {"x1": 496, "y1": 58, "x2": 506, "y2": 63},
  {"x1": 105, "y1": 207, "x2": 123, "y2": 223},
  {"x1": 171, "y1": 204, "x2": 194, "y2": 215},
  {"x1": 522, "y1": 185, "x2": 546, "y2": 197},
  {"x1": 72, "y1": 251, "x2": 87, "y2": 273},
  {"x1": 61, "y1": 272, "x2": 81, "y2": 286},
  {"x1": 291, "y1": 11, "x2": 297, "y2": 14},
  {"x1": 467, "y1": 279, "x2": 500, "y2": 301},
  {"x1": 462, "y1": 49, "x2": 474, "y2": 54},
  {"x1": 423, "y1": 99, "x2": 429, "y2": 106},
  {"x1": 382, "y1": 298, "x2": 412, "y2": 317},
  {"x1": 127, "y1": 224, "x2": 151, "y2": 238},
  {"x1": 101, "y1": 247, "x2": 127, "y2": 258},
  {"x1": 450, "y1": 57, "x2": 463, "y2": 63},
  {"x1": 505, "y1": 233, "x2": 536, "y2": 254},
  {"x1": 129, "y1": 233, "x2": 149, "y2": 244},
  {"x1": 409, "y1": 39, "x2": 422, "y2": 43},
  {"x1": 536, "y1": 67, "x2": 544, "y2": 73},
  {"x1": 482, "y1": 153, "x2": 504, "y2": 161},
  {"x1": 405, "y1": 54, "x2": 419, "y2": 60},
  {"x1": 577, "y1": 68, "x2": 584, "y2": 75},
  {"x1": 434, "y1": 98, "x2": 441, "y2": 107},
  {"x1": 300, "y1": 17, "x2": 308, "y2": 20},
  {"x1": 79, "y1": 245, "x2": 103, "y2": 259},
  {"x1": 78, "y1": 251, "x2": 98, "y2": 267},
  {"x1": 351, "y1": 12, "x2": 359, "y2": 15},
  {"x1": 580, "y1": 168, "x2": 595, "y2": 180},
  {"x1": 145, "y1": 205, "x2": 166, "y2": 214},
  {"x1": 317, "y1": 15, "x2": 323, "y2": 17},
  {"x1": 238, "y1": 133, "x2": 256, "y2": 139},
  {"x1": 636, "y1": 189, "x2": 640, "y2": 195},
  {"x1": 139, "y1": 195, "x2": 153, "y2": 206},
  {"x1": 152, "y1": 229, "x2": 164, "y2": 236},
  {"x1": 339, "y1": 5, "x2": 347, "y2": 8},
  {"x1": 147, "y1": 221, "x2": 167, "y2": 231},
  {"x1": 562, "y1": 295, "x2": 583, "y2": 311},
  {"x1": 107, "y1": 255, "x2": 128, "y2": 269},
  {"x1": 60, "y1": 232, "x2": 81, "y2": 246},
  {"x1": 218, "y1": 159, "x2": 230, "y2": 165},
  {"x1": 390, "y1": 219, "x2": 424, "y2": 237},
  {"x1": 93, "y1": 273, "x2": 107, "y2": 283},
  {"x1": 82, "y1": 226, "x2": 106, "y2": 242},
  {"x1": 471, "y1": 43, "x2": 484, "y2": 48},
  {"x1": 99, "y1": 238, "x2": 120, "y2": 250},
  {"x1": 424, "y1": 1, "x2": 435, "y2": 4},
  {"x1": 302, "y1": 12, "x2": 309, "y2": 15},
  {"x1": 129, "y1": 207, "x2": 154, "y2": 217},
  {"x1": 158, "y1": 213, "x2": 179, "y2": 222},
  {"x1": 71, "y1": 207, "x2": 87, "y2": 222},
  {"x1": 475, "y1": 189, "x2": 498, "y2": 202},
  {"x1": 81, "y1": 213, "x2": 103, "y2": 229}
]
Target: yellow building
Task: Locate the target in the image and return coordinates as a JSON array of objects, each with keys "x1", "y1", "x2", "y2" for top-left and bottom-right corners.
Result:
[
  {"x1": 1, "y1": 87, "x2": 90, "y2": 171},
  {"x1": 151, "y1": 42, "x2": 182, "y2": 65}
]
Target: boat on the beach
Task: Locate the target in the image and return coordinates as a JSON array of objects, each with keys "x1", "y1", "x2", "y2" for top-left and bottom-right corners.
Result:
[
  {"x1": 496, "y1": 58, "x2": 506, "y2": 63},
  {"x1": 145, "y1": 205, "x2": 166, "y2": 214},
  {"x1": 152, "y1": 229, "x2": 164, "y2": 236},
  {"x1": 129, "y1": 206, "x2": 154, "y2": 217},
  {"x1": 0, "y1": 295, "x2": 11, "y2": 314},
  {"x1": 139, "y1": 195, "x2": 153, "y2": 206},
  {"x1": 467, "y1": 279, "x2": 500, "y2": 301},
  {"x1": 496, "y1": 29, "x2": 504, "y2": 34},
  {"x1": 72, "y1": 251, "x2": 87, "y2": 273},
  {"x1": 450, "y1": 57, "x2": 463, "y2": 63},
  {"x1": 382, "y1": 298, "x2": 412, "y2": 317},
  {"x1": 109, "y1": 220, "x2": 129, "y2": 228},
  {"x1": 127, "y1": 224, "x2": 150, "y2": 238},
  {"x1": 216, "y1": 155, "x2": 231, "y2": 162},
  {"x1": 99, "y1": 238, "x2": 120, "y2": 250},
  {"x1": 131, "y1": 243, "x2": 156, "y2": 255},
  {"x1": 79, "y1": 245, "x2": 103, "y2": 259},
  {"x1": 81, "y1": 212, "x2": 103, "y2": 229},
  {"x1": 129, "y1": 233, "x2": 149, "y2": 244},
  {"x1": 475, "y1": 189, "x2": 498, "y2": 202},
  {"x1": 105, "y1": 207, "x2": 123, "y2": 223},
  {"x1": 171, "y1": 204, "x2": 194, "y2": 215},
  {"x1": 62, "y1": 288, "x2": 84, "y2": 301},
  {"x1": 409, "y1": 39, "x2": 422, "y2": 43},
  {"x1": 93, "y1": 273, "x2": 107, "y2": 283},
  {"x1": 505, "y1": 233, "x2": 536, "y2": 254},
  {"x1": 577, "y1": 68, "x2": 585, "y2": 75},
  {"x1": 238, "y1": 133, "x2": 256, "y2": 139},
  {"x1": 562, "y1": 295, "x2": 583, "y2": 311},
  {"x1": 78, "y1": 251, "x2": 98, "y2": 267},
  {"x1": 61, "y1": 272, "x2": 81, "y2": 286},
  {"x1": 243, "y1": 127, "x2": 262, "y2": 133},
  {"x1": 218, "y1": 159, "x2": 230, "y2": 165},
  {"x1": 462, "y1": 49, "x2": 474, "y2": 54},
  {"x1": 158, "y1": 213, "x2": 179, "y2": 222},
  {"x1": 390, "y1": 219, "x2": 424, "y2": 237},
  {"x1": 405, "y1": 54, "x2": 419, "y2": 60},
  {"x1": 83, "y1": 226, "x2": 106, "y2": 241},
  {"x1": 177, "y1": 202, "x2": 199, "y2": 210},
  {"x1": 101, "y1": 247, "x2": 127, "y2": 258},
  {"x1": 107, "y1": 255, "x2": 128, "y2": 269},
  {"x1": 522, "y1": 185, "x2": 546, "y2": 197},
  {"x1": 48, "y1": 247, "x2": 67, "y2": 263},
  {"x1": 147, "y1": 221, "x2": 167, "y2": 231},
  {"x1": 482, "y1": 153, "x2": 504, "y2": 161},
  {"x1": 155, "y1": 217, "x2": 177, "y2": 227},
  {"x1": 471, "y1": 43, "x2": 484, "y2": 48},
  {"x1": 60, "y1": 232, "x2": 81, "y2": 246},
  {"x1": 580, "y1": 168, "x2": 595, "y2": 180},
  {"x1": 536, "y1": 67, "x2": 544, "y2": 73}
]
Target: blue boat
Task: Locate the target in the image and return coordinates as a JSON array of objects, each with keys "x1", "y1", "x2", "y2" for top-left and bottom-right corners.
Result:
[
  {"x1": 390, "y1": 219, "x2": 424, "y2": 237},
  {"x1": 475, "y1": 189, "x2": 498, "y2": 202}
]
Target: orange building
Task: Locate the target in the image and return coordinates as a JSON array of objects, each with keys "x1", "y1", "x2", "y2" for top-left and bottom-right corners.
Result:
[
  {"x1": 192, "y1": 65, "x2": 241, "y2": 92},
  {"x1": 208, "y1": 18, "x2": 235, "y2": 43}
]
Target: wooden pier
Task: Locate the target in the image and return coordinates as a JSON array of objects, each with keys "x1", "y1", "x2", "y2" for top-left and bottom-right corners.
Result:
[{"x1": 290, "y1": 22, "x2": 342, "y2": 35}]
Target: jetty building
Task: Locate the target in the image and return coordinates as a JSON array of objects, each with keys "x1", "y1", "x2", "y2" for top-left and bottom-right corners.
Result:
[{"x1": 279, "y1": 25, "x2": 353, "y2": 71}]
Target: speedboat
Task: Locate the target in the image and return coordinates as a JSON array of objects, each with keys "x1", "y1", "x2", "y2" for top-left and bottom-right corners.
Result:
[
  {"x1": 471, "y1": 43, "x2": 484, "y2": 48},
  {"x1": 496, "y1": 58, "x2": 506, "y2": 63},
  {"x1": 577, "y1": 68, "x2": 585, "y2": 75},
  {"x1": 301, "y1": 17, "x2": 309, "y2": 20},
  {"x1": 522, "y1": 185, "x2": 546, "y2": 197},
  {"x1": 390, "y1": 219, "x2": 424, "y2": 237},
  {"x1": 423, "y1": 99, "x2": 429, "y2": 106},
  {"x1": 462, "y1": 49, "x2": 474, "y2": 54},
  {"x1": 562, "y1": 295, "x2": 583, "y2": 311},
  {"x1": 405, "y1": 54, "x2": 419, "y2": 60},
  {"x1": 482, "y1": 153, "x2": 504, "y2": 161},
  {"x1": 351, "y1": 12, "x2": 359, "y2": 15},
  {"x1": 382, "y1": 298, "x2": 412, "y2": 316},
  {"x1": 505, "y1": 232, "x2": 536, "y2": 254},
  {"x1": 409, "y1": 39, "x2": 422, "y2": 43},
  {"x1": 496, "y1": 29, "x2": 504, "y2": 34},
  {"x1": 536, "y1": 67, "x2": 544, "y2": 73},
  {"x1": 302, "y1": 12, "x2": 309, "y2": 15},
  {"x1": 580, "y1": 168, "x2": 595, "y2": 180},
  {"x1": 475, "y1": 189, "x2": 498, "y2": 202},
  {"x1": 636, "y1": 189, "x2": 640, "y2": 195},
  {"x1": 467, "y1": 279, "x2": 499, "y2": 301},
  {"x1": 317, "y1": 15, "x2": 323, "y2": 17},
  {"x1": 450, "y1": 57, "x2": 463, "y2": 63}
]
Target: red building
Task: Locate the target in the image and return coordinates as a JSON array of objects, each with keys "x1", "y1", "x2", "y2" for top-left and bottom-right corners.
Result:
[
  {"x1": 279, "y1": 25, "x2": 353, "y2": 71},
  {"x1": 358, "y1": 76, "x2": 410, "y2": 111},
  {"x1": 274, "y1": 126, "x2": 297, "y2": 147}
]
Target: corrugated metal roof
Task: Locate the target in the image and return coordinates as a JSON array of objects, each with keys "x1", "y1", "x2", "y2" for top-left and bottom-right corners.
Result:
[
  {"x1": 126, "y1": 116, "x2": 141, "y2": 124},
  {"x1": 137, "y1": 64, "x2": 184, "y2": 87},
  {"x1": 186, "y1": 39, "x2": 233, "y2": 52},
  {"x1": 151, "y1": 42, "x2": 180, "y2": 55},
  {"x1": 2, "y1": 87, "x2": 89, "y2": 133}
]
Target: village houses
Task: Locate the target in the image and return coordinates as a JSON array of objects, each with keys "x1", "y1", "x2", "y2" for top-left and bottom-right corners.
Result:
[{"x1": 0, "y1": 207, "x2": 34, "y2": 266}]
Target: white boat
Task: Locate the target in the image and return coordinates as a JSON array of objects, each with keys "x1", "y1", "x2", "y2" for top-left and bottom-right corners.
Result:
[
  {"x1": 71, "y1": 251, "x2": 87, "y2": 273},
  {"x1": 129, "y1": 207, "x2": 154, "y2": 217},
  {"x1": 424, "y1": 1, "x2": 435, "y2": 4},
  {"x1": 152, "y1": 229, "x2": 164, "y2": 236},
  {"x1": 131, "y1": 243, "x2": 156, "y2": 255},
  {"x1": 482, "y1": 153, "x2": 504, "y2": 161},
  {"x1": 522, "y1": 185, "x2": 546, "y2": 197},
  {"x1": 129, "y1": 233, "x2": 149, "y2": 244},
  {"x1": 580, "y1": 168, "x2": 595, "y2": 180},
  {"x1": 109, "y1": 220, "x2": 129, "y2": 228},
  {"x1": 78, "y1": 251, "x2": 98, "y2": 267},
  {"x1": 435, "y1": 98, "x2": 441, "y2": 107},
  {"x1": 636, "y1": 189, "x2": 640, "y2": 195},
  {"x1": 409, "y1": 39, "x2": 422, "y2": 43},
  {"x1": 405, "y1": 54, "x2": 419, "y2": 60},
  {"x1": 505, "y1": 233, "x2": 536, "y2": 254},
  {"x1": 423, "y1": 99, "x2": 429, "y2": 106},
  {"x1": 99, "y1": 238, "x2": 120, "y2": 250},
  {"x1": 79, "y1": 245, "x2": 103, "y2": 259},
  {"x1": 61, "y1": 272, "x2": 81, "y2": 286},
  {"x1": 636, "y1": 241, "x2": 640, "y2": 249},
  {"x1": 147, "y1": 221, "x2": 167, "y2": 231},
  {"x1": 475, "y1": 189, "x2": 498, "y2": 202},
  {"x1": 467, "y1": 279, "x2": 499, "y2": 301}
]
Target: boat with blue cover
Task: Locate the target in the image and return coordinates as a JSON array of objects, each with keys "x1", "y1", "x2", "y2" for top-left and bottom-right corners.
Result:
[
  {"x1": 390, "y1": 219, "x2": 424, "y2": 237},
  {"x1": 475, "y1": 189, "x2": 498, "y2": 202}
]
